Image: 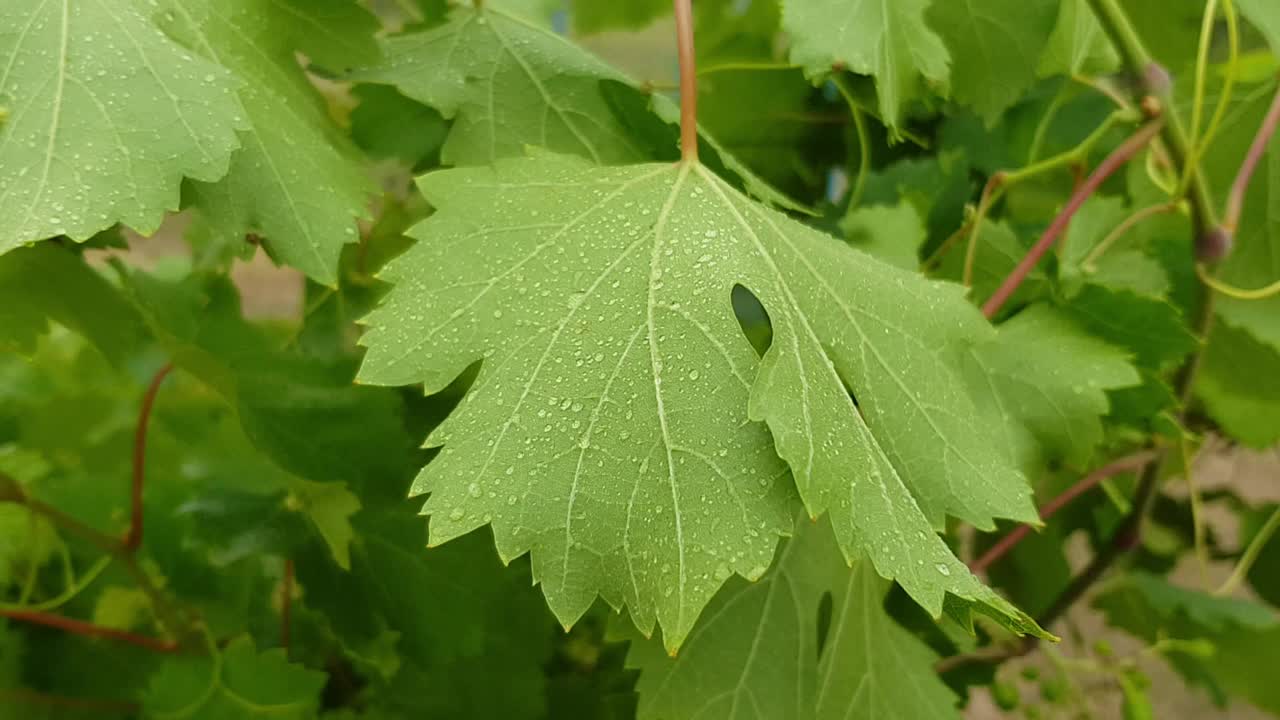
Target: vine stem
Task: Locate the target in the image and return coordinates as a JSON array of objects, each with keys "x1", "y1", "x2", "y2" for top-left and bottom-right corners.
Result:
[
  {"x1": 1223, "y1": 78, "x2": 1280, "y2": 232},
  {"x1": 1217, "y1": 505, "x2": 1280, "y2": 596},
  {"x1": 126, "y1": 363, "x2": 172, "y2": 553},
  {"x1": 672, "y1": 0, "x2": 698, "y2": 164},
  {"x1": 0, "y1": 608, "x2": 180, "y2": 653},
  {"x1": 0, "y1": 688, "x2": 139, "y2": 715},
  {"x1": 1085, "y1": 0, "x2": 1219, "y2": 239},
  {"x1": 982, "y1": 121, "x2": 1163, "y2": 318},
  {"x1": 970, "y1": 451, "x2": 1159, "y2": 574}
]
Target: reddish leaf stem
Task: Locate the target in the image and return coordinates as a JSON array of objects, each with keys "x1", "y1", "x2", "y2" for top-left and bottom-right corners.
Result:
[
  {"x1": 0, "y1": 608, "x2": 179, "y2": 654},
  {"x1": 126, "y1": 363, "x2": 172, "y2": 553},
  {"x1": 982, "y1": 121, "x2": 1163, "y2": 319},
  {"x1": 970, "y1": 450, "x2": 1159, "y2": 574},
  {"x1": 281, "y1": 558, "x2": 294, "y2": 654},
  {"x1": 1223, "y1": 78, "x2": 1280, "y2": 233},
  {"x1": 0, "y1": 688, "x2": 139, "y2": 714},
  {"x1": 673, "y1": 0, "x2": 698, "y2": 164}
]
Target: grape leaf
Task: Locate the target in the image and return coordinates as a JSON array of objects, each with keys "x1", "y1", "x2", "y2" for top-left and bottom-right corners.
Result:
[
  {"x1": 1038, "y1": 0, "x2": 1120, "y2": 77},
  {"x1": 1198, "y1": 323, "x2": 1280, "y2": 448},
  {"x1": 289, "y1": 479, "x2": 361, "y2": 571},
  {"x1": 0, "y1": 0, "x2": 244, "y2": 252},
  {"x1": 295, "y1": 514, "x2": 555, "y2": 719},
  {"x1": 782, "y1": 0, "x2": 949, "y2": 134},
  {"x1": 143, "y1": 637, "x2": 326, "y2": 719},
  {"x1": 349, "y1": 84, "x2": 447, "y2": 171},
  {"x1": 627, "y1": 517, "x2": 959, "y2": 720},
  {"x1": 147, "y1": 0, "x2": 378, "y2": 284},
  {"x1": 0, "y1": 244, "x2": 146, "y2": 366},
  {"x1": 1058, "y1": 196, "x2": 1171, "y2": 298},
  {"x1": 840, "y1": 202, "x2": 927, "y2": 271},
  {"x1": 963, "y1": 305, "x2": 1140, "y2": 471},
  {"x1": 573, "y1": 0, "x2": 667, "y2": 33},
  {"x1": 1238, "y1": 0, "x2": 1280, "y2": 53},
  {"x1": 358, "y1": 154, "x2": 1043, "y2": 651},
  {"x1": 938, "y1": 219, "x2": 1050, "y2": 313},
  {"x1": 1061, "y1": 284, "x2": 1197, "y2": 370},
  {"x1": 1095, "y1": 573, "x2": 1280, "y2": 713},
  {"x1": 354, "y1": 4, "x2": 644, "y2": 166},
  {"x1": 1199, "y1": 79, "x2": 1280, "y2": 355},
  {"x1": 928, "y1": 0, "x2": 1059, "y2": 123}
]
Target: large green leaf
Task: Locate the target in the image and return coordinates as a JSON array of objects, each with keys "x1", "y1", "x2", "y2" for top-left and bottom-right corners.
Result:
[
  {"x1": 964, "y1": 304, "x2": 1140, "y2": 471},
  {"x1": 0, "y1": 0, "x2": 244, "y2": 252},
  {"x1": 357, "y1": 154, "x2": 1043, "y2": 651},
  {"x1": 928, "y1": 0, "x2": 1059, "y2": 123},
  {"x1": 783, "y1": 0, "x2": 949, "y2": 133},
  {"x1": 148, "y1": 0, "x2": 378, "y2": 284},
  {"x1": 627, "y1": 517, "x2": 960, "y2": 720},
  {"x1": 354, "y1": 4, "x2": 644, "y2": 166}
]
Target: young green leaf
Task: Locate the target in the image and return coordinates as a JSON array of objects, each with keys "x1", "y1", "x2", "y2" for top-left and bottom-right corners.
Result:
[
  {"x1": 1095, "y1": 573, "x2": 1280, "y2": 714},
  {"x1": 840, "y1": 203, "x2": 927, "y2": 271},
  {"x1": 1199, "y1": 79, "x2": 1280, "y2": 355},
  {"x1": 1198, "y1": 323, "x2": 1280, "y2": 448},
  {"x1": 0, "y1": 245, "x2": 147, "y2": 366},
  {"x1": 627, "y1": 517, "x2": 960, "y2": 720},
  {"x1": 1038, "y1": 0, "x2": 1120, "y2": 78},
  {"x1": 358, "y1": 154, "x2": 1043, "y2": 651},
  {"x1": 143, "y1": 638, "x2": 326, "y2": 719},
  {"x1": 1061, "y1": 284, "x2": 1197, "y2": 370},
  {"x1": 354, "y1": 4, "x2": 645, "y2": 166},
  {"x1": 1238, "y1": 0, "x2": 1280, "y2": 53},
  {"x1": 0, "y1": 0, "x2": 245, "y2": 252},
  {"x1": 782, "y1": 0, "x2": 949, "y2": 134},
  {"x1": 964, "y1": 305, "x2": 1141, "y2": 471},
  {"x1": 146, "y1": 0, "x2": 378, "y2": 284},
  {"x1": 928, "y1": 0, "x2": 1059, "y2": 124}
]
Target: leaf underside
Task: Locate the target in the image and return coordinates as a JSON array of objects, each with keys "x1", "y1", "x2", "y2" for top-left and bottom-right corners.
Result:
[{"x1": 358, "y1": 154, "x2": 1043, "y2": 651}]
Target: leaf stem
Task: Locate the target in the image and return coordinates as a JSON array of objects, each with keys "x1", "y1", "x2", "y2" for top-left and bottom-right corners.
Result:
[
  {"x1": 1216, "y1": 504, "x2": 1280, "y2": 596},
  {"x1": 672, "y1": 0, "x2": 698, "y2": 164},
  {"x1": 953, "y1": 110, "x2": 1135, "y2": 285},
  {"x1": 832, "y1": 75, "x2": 870, "y2": 208},
  {"x1": 970, "y1": 451, "x2": 1159, "y2": 574},
  {"x1": 982, "y1": 121, "x2": 1164, "y2": 318},
  {"x1": 0, "y1": 608, "x2": 180, "y2": 653},
  {"x1": 1085, "y1": 0, "x2": 1219, "y2": 239},
  {"x1": 1223, "y1": 77, "x2": 1280, "y2": 232},
  {"x1": 281, "y1": 558, "x2": 294, "y2": 655},
  {"x1": 127, "y1": 363, "x2": 172, "y2": 553},
  {"x1": 1081, "y1": 201, "x2": 1175, "y2": 271},
  {"x1": 1183, "y1": 0, "x2": 1239, "y2": 198}
]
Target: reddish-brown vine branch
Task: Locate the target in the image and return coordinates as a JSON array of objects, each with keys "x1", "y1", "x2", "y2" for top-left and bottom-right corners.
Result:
[
  {"x1": 970, "y1": 450, "x2": 1159, "y2": 574},
  {"x1": 1223, "y1": 78, "x2": 1280, "y2": 233},
  {"x1": 126, "y1": 363, "x2": 172, "y2": 553},
  {"x1": 0, "y1": 688, "x2": 140, "y2": 715},
  {"x1": 672, "y1": 0, "x2": 698, "y2": 163},
  {"x1": 0, "y1": 608, "x2": 180, "y2": 654},
  {"x1": 982, "y1": 121, "x2": 1164, "y2": 318}
]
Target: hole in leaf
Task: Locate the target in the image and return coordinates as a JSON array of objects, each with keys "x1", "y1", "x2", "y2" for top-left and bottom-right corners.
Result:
[
  {"x1": 732, "y1": 284, "x2": 773, "y2": 357},
  {"x1": 816, "y1": 590, "x2": 834, "y2": 657}
]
